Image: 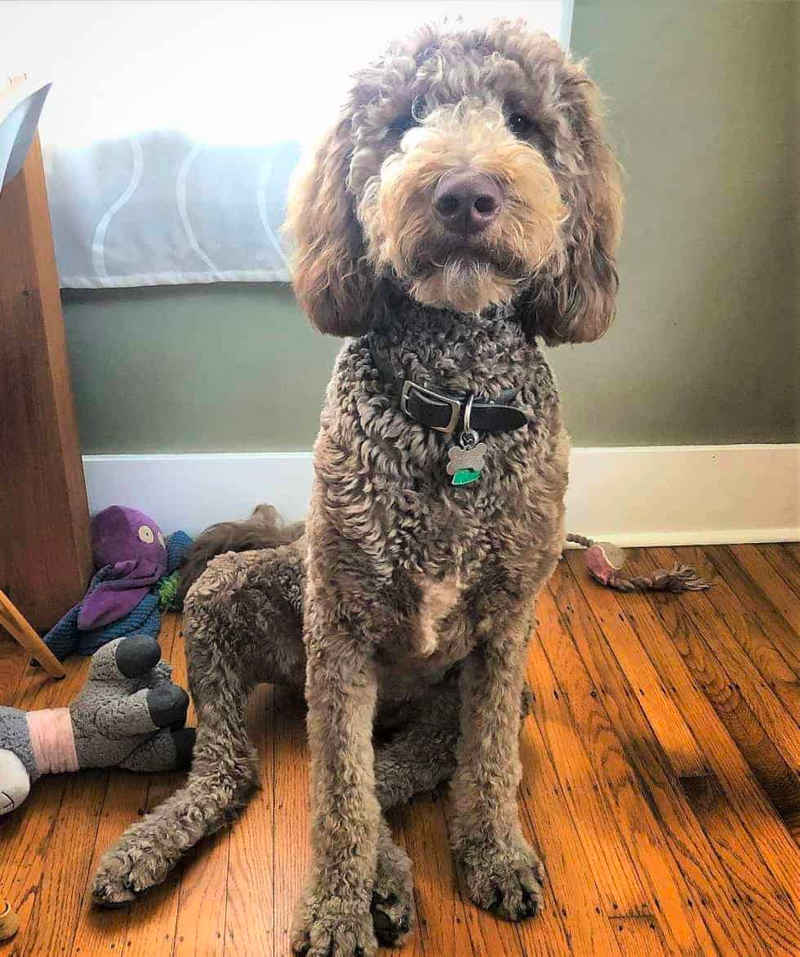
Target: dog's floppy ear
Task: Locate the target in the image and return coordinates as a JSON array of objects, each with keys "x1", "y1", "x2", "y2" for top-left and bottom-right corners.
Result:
[
  {"x1": 522, "y1": 68, "x2": 622, "y2": 346},
  {"x1": 284, "y1": 119, "x2": 375, "y2": 337}
]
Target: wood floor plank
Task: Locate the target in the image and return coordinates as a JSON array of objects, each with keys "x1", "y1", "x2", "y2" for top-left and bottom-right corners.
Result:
[
  {"x1": 704, "y1": 546, "x2": 800, "y2": 675},
  {"x1": 600, "y1": 554, "x2": 800, "y2": 913},
  {"x1": 159, "y1": 613, "x2": 182, "y2": 676},
  {"x1": 730, "y1": 544, "x2": 800, "y2": 634},
  {"x1": 15, "y1": 770, "x2": 107, "y2": 957},
  {"x1": 168, "y1": 622, "x2": 196, "y2": 729},
  {"x1": 0, "y1": 636, "x2": 26, "y2": 707},
  {"x1": 224, "y1": 683, "x2": 276, "y2": 957},
  {"x1": 526, "y1": 605, "x2": 650, "y2": 918},
  {"x1": 401, "y1": 791, "x2": 476, "y2": 957},
  {"x1": 560, "y1": 555, "x2": 708, "y2": 782},
  {"x1": 645, "y1": 548, "x2": 799, "y2": 836},
  {"x1": 681, "y1": 546, "x2": 799, "y2": 725},
  {"x1": 12, "y1": 647, "x2": 90, "y2": 711},
  {"x1": 169, "y1": 613, "x2": 228, "y2": 957},
  {"x1": 382, "y1": 811, "x2": 426, "y2": 957},
  {"x1": 122, "y1": 773, "x2": 184, "y2": 957},
  {"x1": 272, "y1": 686, "x2": 311, "y2": 957},
  {"x1": 671, "y1": 769, "x2": 800, "y2": 955},
  {"x1": 173, "y1": 831, "x2": 229, "y2": 957},
  {"x1": 0, "y1": 774, "x2": 67, "y2": 955},
  {"x1": 609, "y1": 915, "x2": 669, "y2": 957},
  {"x1": 783, "y1": 542, "x2": 800, "y2": 567},
  {"x1": 401, "y1": 723, "x2": 573, "y2": 957},
  {"x1": 563, "y1": 556, "x2": 799, "y2": 956},
  {"x1": 510, "y1": 808, "x2": 575, "y2": 957},
  {"x1": 755, "y1": 544, "x2": 800, "y2": 598},
  {"x1": 517, "y1": 703, "x2": 625, "y2": 957},
  {"x1": 381, "y1": 804, "x2": 425, "y2": 957},
  {"x1": 665, "y1": 548, "x2": 799, "y2": 732},
  {"x1": 545, "y1": 569, "x2": 764, "y2": 956},
  {"x1": 70, "y1": 772, "x2": 150, "y2": 957}
]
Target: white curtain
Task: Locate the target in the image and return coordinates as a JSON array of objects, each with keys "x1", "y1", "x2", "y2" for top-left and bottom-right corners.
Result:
[{"x1": 0, "y1": 0, "x2": 570, "y2": 289}]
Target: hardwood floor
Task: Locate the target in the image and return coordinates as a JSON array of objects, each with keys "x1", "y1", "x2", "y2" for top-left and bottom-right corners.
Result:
[{"x1": 1, "y1": 544, "x2": 798, "y2": 956}]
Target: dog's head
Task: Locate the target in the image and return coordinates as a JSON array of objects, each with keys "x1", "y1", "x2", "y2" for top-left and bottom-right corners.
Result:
[{"x1": 285, "y1": 19, "x2": 622, "y2": 344}]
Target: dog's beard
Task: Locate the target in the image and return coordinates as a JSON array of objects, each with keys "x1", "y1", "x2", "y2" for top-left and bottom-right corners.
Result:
[
  {"x1": 361, "y1": 189, "x2": 561, "y2": 314},
  {"x1": 405, "y1": 242, "x2": 529, "y2": 314}
]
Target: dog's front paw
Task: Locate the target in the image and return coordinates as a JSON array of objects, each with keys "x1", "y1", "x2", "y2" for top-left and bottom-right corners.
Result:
[
  {"x1": 371, "y1": 839, "x2": 414, "y2": 946},
  {"x1": 291, "y1": 887, "x2": 378, "y2": 957},
  {"x1": 92, "y1": 838, "x2": 173, "y2": 907},
  {"x1": 459, "y1": 837, "x2": 544, "y2": 922}
]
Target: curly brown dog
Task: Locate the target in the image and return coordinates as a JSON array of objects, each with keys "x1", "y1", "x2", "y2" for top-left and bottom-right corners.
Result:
[{"x1": 92, "y1": 19, "x2": 621, "y2": 956}]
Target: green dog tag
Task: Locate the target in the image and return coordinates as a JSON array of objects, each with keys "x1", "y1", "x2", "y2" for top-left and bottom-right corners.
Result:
[
  {"x1": 452, "y1": 468, "x2": 482, "y2": 486},
  {"x1": 446, "y1": 439, "x2": 486, "y2": 487}
]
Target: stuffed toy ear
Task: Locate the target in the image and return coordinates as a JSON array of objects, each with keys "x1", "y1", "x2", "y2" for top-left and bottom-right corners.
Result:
[
  {"x1": 284, "y1": 119, "x2": 375, "y2": 336},
  {"x1": 521, "y1": 69, "x2": 623, "y2": 345}
]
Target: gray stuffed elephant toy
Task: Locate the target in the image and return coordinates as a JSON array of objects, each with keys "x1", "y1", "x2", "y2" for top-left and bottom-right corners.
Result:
[{"x1": 0, "y1": 635, "x2": 194, "y2": 815}]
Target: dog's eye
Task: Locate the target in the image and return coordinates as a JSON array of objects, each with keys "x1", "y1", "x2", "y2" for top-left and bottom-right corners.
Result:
[
  {"x1": 507, "y1": 112, "x2": 534, "y2": 137},
  {"x1": 410, "y1": 94, "x2": 428, "y2": 122},
  {"x1": 389, "y1": 95, "x2": 427, "y2": 137},
  {"x1": 389, "y1": 113, "x2": 416, "y2": 136}
]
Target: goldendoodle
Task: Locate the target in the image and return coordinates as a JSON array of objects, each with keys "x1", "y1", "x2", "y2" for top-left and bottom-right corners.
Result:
[{"x1": 93, "y1": 19, "x2": 622, "y2": 957}]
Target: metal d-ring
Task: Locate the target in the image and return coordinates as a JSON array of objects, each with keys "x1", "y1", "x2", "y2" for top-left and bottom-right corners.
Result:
[
  {"x1": 463, "y1": 392, "x2": 475, "y2": 434},
  {"x1": 458, "y1": 394, "x2": 480, "y2": 450}
]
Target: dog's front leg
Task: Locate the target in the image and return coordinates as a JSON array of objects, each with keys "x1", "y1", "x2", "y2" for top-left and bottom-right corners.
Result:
[
  {"x1": 291, "y1": 605, "x2": 381, "y2": 957},
  {"x1": 450, "y1": 602, "x2": 545, "y2": 922}
]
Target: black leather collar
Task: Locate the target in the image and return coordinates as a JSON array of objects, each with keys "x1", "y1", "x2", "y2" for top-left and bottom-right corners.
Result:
[{"x1": 366, "y1": 335, "x2": 529, "y2": 436}]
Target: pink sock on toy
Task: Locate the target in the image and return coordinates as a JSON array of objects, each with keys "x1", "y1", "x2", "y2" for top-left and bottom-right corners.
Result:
[{"x1": 27, "y1": 709, "x2": 79, "y2": 774}]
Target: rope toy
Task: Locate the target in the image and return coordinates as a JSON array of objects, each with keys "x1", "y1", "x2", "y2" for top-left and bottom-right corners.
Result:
[{"x1": 566, "y1": 533, "x2": 711, "y2": 593}]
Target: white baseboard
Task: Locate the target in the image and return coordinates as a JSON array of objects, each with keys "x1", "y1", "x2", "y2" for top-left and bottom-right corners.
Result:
[{"x1": 82, "y1": 444, "x2": 800, "y2": 546}]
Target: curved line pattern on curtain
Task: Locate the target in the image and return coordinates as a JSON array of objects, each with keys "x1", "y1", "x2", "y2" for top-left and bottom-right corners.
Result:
[
  {"x1": 91, "y1": 135, "x2": 144, "y2": 286},
  {"x1": 176, "y1": 145, "x2": 220, "y2": 274}
]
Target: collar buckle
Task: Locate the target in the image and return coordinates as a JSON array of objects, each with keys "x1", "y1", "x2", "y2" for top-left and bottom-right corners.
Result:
[{"x1": 401, "y1": 380, "x2": 461, "y2": 434}]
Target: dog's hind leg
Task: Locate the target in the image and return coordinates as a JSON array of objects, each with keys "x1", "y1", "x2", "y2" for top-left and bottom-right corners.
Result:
[
  {"x1": 92, "y1": 547, "x2": 306, "y2": 906},
  {"x1": 374, "y1": 688, "x2": 461, "y2": 811},
  {"x1": 375, "y1": 680, "x2": 533, "y2": 811},
  {"x1": 368, "y1": 694, "x2": 460, "y2": 948},
  {"x1": 92, "y1": 641, "x2": 257, "y2": 904}
]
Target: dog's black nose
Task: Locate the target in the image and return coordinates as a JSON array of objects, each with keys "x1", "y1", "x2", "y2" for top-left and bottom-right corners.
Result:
[{"x1": 432, "y1": 171, "x2": 503, "y2": 235}]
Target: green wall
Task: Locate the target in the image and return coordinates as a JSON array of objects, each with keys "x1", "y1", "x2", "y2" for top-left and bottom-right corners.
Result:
[
  {"x1": 63, "y1": 284, "x2": 340, "y2": 453},
  {"x1": 62, "y1": 0, "x2": 798, "y2": 453}
]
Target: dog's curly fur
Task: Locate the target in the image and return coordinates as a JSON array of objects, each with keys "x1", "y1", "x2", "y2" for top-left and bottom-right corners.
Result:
[{"x1": 93, "y1": 19, "x2": 621, "y2": 955}]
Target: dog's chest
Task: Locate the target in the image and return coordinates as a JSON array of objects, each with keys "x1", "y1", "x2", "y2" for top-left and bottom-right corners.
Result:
[
  {"x1": 375, "y1": 572, "x2": 474, "y2": 695},
  {"x1": 410, "y1": 574, "x2": 465, "y2": 657}
]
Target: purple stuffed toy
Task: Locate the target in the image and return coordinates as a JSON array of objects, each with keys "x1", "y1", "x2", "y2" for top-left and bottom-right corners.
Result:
[
  {"x1": 42, "y1": 507, "x2": 192, "y2": 661},
  {"x1": 78, "y1": 507, "x2": 169, "y2": 630},
  {"x1": 78, "y1": 505, "x2": 167, "y2": 631}
]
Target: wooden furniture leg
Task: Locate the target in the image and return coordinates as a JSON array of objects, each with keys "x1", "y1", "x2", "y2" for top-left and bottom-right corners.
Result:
[
  {"x1": 0, "y1": 130, "x2": 92, "y2": 630},
  {"x1": 0, "y1": 589, "x2": 66, "y2": 679}
]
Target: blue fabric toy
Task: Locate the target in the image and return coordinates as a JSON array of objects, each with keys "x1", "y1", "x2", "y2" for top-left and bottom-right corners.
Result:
[{"x1": 43, "y1": 508, "x2": 192, "y2": 661}]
